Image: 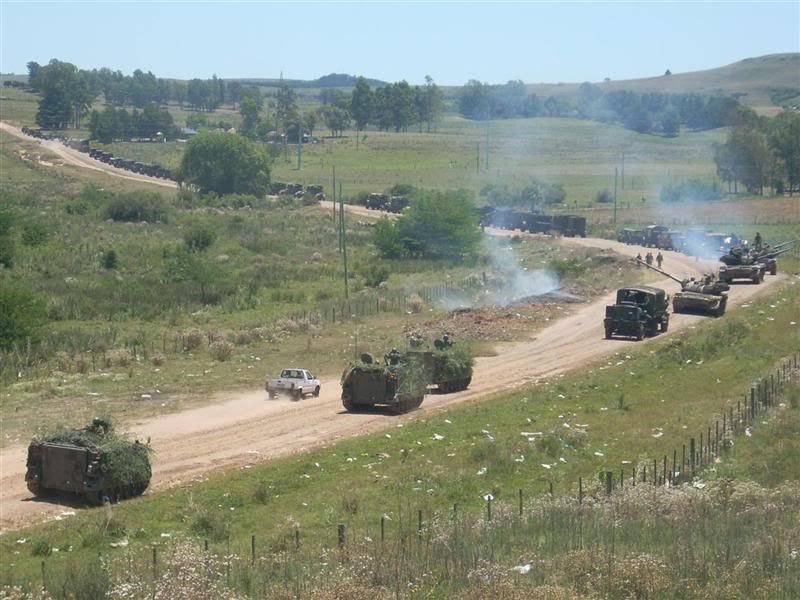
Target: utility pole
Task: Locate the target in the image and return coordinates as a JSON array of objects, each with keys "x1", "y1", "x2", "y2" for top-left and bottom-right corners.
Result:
[
  {"x1": 613, "y1": 166, "x2": 618, "y2": 225},
  {"x1": 485, "y1": 110, "x2": 490, "y2": 171},
  {"x1": 340, "y1": 182, "x2": 349, "y2": 299},
  {"x1": 621, "y1": 153, "x2": 625, "y2": 190},
  {"x1": 476, "y1": 142, "x2": 480, "y2": 173},
  {"x1": 338, "y1": 181, "x2": 343, "y2": 252},
  {"x1": 332, "y1": 165, "x2": 336, "y2": 221},
  {"x1": 297, "y1": 124, "x2": 303, "y2": 170}
]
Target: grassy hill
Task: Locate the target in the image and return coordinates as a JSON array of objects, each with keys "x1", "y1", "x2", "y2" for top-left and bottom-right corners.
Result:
[{"x1": 507, "y1": 53, "x2": 800, "y2": 115}]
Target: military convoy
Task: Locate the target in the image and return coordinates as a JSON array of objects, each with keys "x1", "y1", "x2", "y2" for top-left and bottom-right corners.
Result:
[
  {"x1": 618, "y1": 225, "x2": 740, "y2": 257},
  {"x1": 267, "y1": 181, "x2": 326, "y2": 201},
  {"x1": 719, "y1": 241, "x2": 795, "y2": 281},
  {"x1": 365, "y1": 193, "x2": 410, "y2": 213},
  {"x1": 25, "y1": 418, "x2": 151, "y2": 505},
  {"x1": 21, "y1": 127, "x2": 175, "y2": 181},
  {"x1": 478, "y1": 208, "x2": 587, "y2": 237},
  {"x1": 340, "y1": 338, "x2": 473, "y2": 413},
  {"x1": 604, "y1": 286, "x2": 670, "y2": 340}
]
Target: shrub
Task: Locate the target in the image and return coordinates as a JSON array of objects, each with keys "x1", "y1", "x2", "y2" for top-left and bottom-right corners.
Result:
[
  {"x1": 101, "y1": 249, "x2": 118, "y2": 270},
  {"x1": 31, "y1": 539, "x2": 52, "y2": 557},
  {"x1": 106, "y1": 191, "x2": 169, "y2": 223},
  {"x1": 209, "y1": 340, "x2": 234, "y2": 362},
  {"x1": 150, "y1": 353, "x2": 166, "y2": 366},
  {"x1": 0, "y1": 286, "x2": 46, "y2": 349},
  {"x1": 252, "y1": 480, "x2": 270, "y2": 504},
  {"x1": 183, "y1": 329, "x2": 205, "y2": 351},
  {"x1": 190, "y1": 508, "x2": 230, "y2": 542},
  {"x1": 21, "y1": 220, "x2": 49, "y2": 246},
  {"x1": 363, "y1": 264, "x2": 389, "y2": 287},
  {"x1": 183, "y1": 223, "x2": 217, "y2": 252},
  {"x1": 74, "y1": 353, "x2": 90, "y2": 373},
  {"x1": 104, "y1": 349, "x2": 133, "y2": 368},
  {"x1": 595, "y1": 189, "x2": 613, "y2": 204}
]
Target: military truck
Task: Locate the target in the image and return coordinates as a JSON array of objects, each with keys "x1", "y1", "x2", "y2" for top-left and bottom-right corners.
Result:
[
  {"x1": 25, "y1": 418, "x2": 151, "y2": 505},
  {"x1": 604, "y1": 286, "x2": 670, "y2": 340},
  {"x1": 341, "y1": 351, "x2": 427, "y2": 414}
]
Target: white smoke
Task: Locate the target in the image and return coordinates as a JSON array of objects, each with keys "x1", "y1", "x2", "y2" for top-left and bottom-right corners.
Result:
[{"x1": 437, "y1": 234, "x2": 560, "y2": 309}]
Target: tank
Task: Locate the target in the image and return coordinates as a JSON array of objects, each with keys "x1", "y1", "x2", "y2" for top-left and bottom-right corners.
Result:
[
  {"x1": 637, "y1": 259, "x2": 729, "y2": 316},
  {"x1": 25, "y1": 418, "x2": 151, "y2": 505},
  {"x1": 718, "y1": 264, "x2": 764, "y2": 284},
  {"x1": 341, "y1": 351, "x2": 427, "y2": 414}
]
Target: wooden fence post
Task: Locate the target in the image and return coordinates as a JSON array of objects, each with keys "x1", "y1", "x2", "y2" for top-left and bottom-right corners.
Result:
[
  {"x1": 605, "y1": 471, "x2": 613, "y2": 496},
  {"x1": 380, "y1": 516, "x2": 385, "y2": 542},
  {"x1": 251, "y1": 534, "x2": 256, "y2": 565},
  {"x1": 579, "y1": 478, "x2": 583, "y2": 505},
  {"x1": 337, "y1": 524, "x2": 346, "y2": 548},
  {"x1": 418, "y1": 510, "x2": 423, "y2": 541},
  {"x1": 518, "y1": 489, "x2": 523, "y2": 517}
]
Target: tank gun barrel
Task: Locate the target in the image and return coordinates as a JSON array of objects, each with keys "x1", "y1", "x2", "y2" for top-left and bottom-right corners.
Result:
[
  {"x1": 758, "y1": 242, "x2": 796, "y2": 259},
  {"x1": 635, "y1": 258, "x2": 685, "y2": 286}
]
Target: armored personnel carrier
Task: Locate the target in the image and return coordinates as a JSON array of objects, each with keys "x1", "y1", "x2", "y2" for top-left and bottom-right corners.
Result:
[
  {"x1": 341, "y1": 351, "x2": 427, "y2": 414},
  {"x1": 409, "y1": 336, "x2": 473, "y2": 393},
  {"x1": 637, "y1": 259, "x2": 729, "y2": 317},
  {"x1": 25, "y1": 418, "x2": 151, "y2": 505},
  {"x1": 604, "y1": 286, "x2": 669, "y2": 340}
]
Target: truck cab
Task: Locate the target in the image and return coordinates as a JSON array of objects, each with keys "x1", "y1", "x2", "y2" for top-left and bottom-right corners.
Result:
[{"x1": 604, "y1": 286, "x2": 669, "y2": 340}]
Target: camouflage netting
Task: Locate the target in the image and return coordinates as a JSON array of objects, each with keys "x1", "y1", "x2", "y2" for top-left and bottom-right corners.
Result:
[
  {"x1": 39, "y1": 419, "x2": 152, "y2": 490},
  {"x1": 433, "y1": 345, "x2": 474, "y2": 381}
]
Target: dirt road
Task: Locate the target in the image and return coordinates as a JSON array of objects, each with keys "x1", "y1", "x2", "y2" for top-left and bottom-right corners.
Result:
[
  {"x1": 0, "y1": 121, "x2": 178, "y2": 189},
  {"x1": 0, "y1": 124, "x2": 785, "y2": 531},
  {"x1": 0, "y1": 235, "x2": 783, "y2": 531}
]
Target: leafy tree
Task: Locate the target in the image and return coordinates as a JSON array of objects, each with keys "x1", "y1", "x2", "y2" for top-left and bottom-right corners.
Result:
[
  {"x1": 228, "y1": 81, "x2": 242, "y2": 109},
  {"x1": 768, "y1": 112, "x2": 800, "y2": 195},
  {"x1": 239, "y1": 96, "x2": 261, "y2": 138},
  {"x1": 34, "y1": 59, "x2": 95, "y2": 129},
  {"x1": 164, "y1": 246, "x2": 222, "y2": 305},
  {"x1": 275, "y1": 84, "x2": 298, "y2": 129},
  {"x1": 389, "y1": 81, "x2": 415, "y2": 132},
  {"x1": 374, "y1": 190, "x2": 480, "y2": 260},
  {"x1": 319, "y1": 106, "x2": 351, "y2": 137},
  {"x1": 180, "y1": 131, "x2": 270, "y2": 195},
  {"x1": 418, "y1": 75, "x2": 444, "y2": 132},
  {"x1": 350, "y1": 76, "x2": 373, "y2": 135},
  {"x1": 0, "y1": 286, "x2": 46, "y2": 349},
  {"x1": 659, "y1": 107, "x2": 681, "y2": 137}
]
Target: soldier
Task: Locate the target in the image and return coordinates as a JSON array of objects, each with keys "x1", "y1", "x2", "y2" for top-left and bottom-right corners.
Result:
[
  {"x1": 656, "y1": 252, "x2": 663, "y2": 269},
  {"x1": 754, "y1": 232, "x2": 763, "y2": 250},
  {"x1": 645, "y1": 252, "x2": 654, "y2": 266},
  {"x1": 386, "y1": 348, "x2": 402, "y2": 365},
  {"x1": 636, "y1": 253, "x2": 643, "y2": 267}
]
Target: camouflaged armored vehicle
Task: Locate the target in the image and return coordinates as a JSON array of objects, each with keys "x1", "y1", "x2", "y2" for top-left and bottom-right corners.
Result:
[
  {"x1": 341, "y1": 350, "x2": 427, "y2": 413},
  {"x1": 25, "y1": 418, "x2": 151, "y2": 505},
  {"x1": 604, "y1": 286, "x2": 669, "y2": 340},
  {"x1": 407, "y1": 336, "x2": 473, "y2": 393}
]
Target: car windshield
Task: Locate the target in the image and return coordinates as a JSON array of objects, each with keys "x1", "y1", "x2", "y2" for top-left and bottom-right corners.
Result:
[{"x1": 281, "y1": 369, "x2": 302, "y2": 379}]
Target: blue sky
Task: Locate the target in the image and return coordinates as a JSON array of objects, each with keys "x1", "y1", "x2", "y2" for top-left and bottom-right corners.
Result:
[{"x1": 1, "y1": 2, "x2": 798, "y2": 85}]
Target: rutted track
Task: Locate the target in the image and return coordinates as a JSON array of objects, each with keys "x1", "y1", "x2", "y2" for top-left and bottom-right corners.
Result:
[{"x1": 0, "y1": 125, "x2": 785, "y2": 532}]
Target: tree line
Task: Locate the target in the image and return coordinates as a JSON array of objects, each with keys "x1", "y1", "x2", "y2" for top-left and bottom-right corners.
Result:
[
  {"x1": 88, "y1": 105, "x2": 178, "y2": 142},
  {"x1": 457, "y1": 79, "x2": 756, "y2": 136},
  {"x1": 713, "y1": 112, "x2": 800, "y2": 195}
]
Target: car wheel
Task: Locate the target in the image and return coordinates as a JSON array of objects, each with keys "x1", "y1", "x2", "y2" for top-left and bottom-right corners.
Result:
[{"x1": 313, "y1": 386, "x2": 320, "y2": 398}]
